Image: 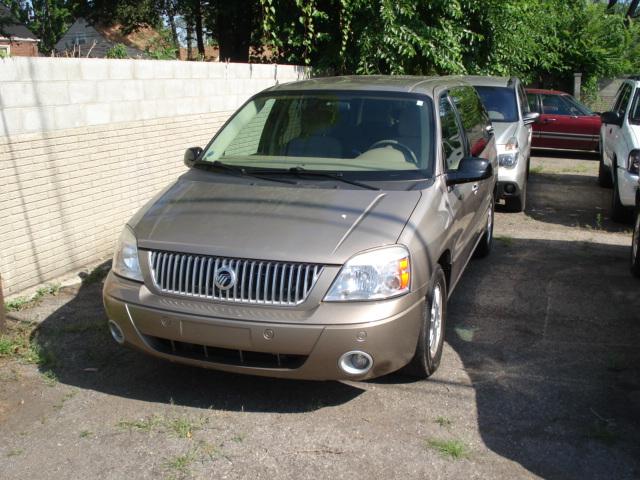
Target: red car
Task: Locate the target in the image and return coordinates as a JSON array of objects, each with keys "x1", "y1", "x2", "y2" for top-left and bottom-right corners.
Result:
[{"x1": 526, "y1": 88, "x2": 601, "y2": 151}]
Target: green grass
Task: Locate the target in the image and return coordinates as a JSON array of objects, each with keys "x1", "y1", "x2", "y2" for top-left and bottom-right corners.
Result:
[
  {"x1": 6, "y1": 448, "x2": 24, "y2": 457},
  {"x1": 117, "y1": 415, "x2": 206, "y2": 438},
  {"x1": 529, "y1": 165, "x2": 545, "y2": 174},
  {"x1": 435, "y1": 416, "x2": 453, "y2": 427},
  {"x1": 117, "y1": 415, "x2": 162, "y2": 432},
  {"x1": 426, "y1": 439, "x2": 469, "y2": 459},
  {"x1": 164, "y1": 448, "x2": 198, "y2": 474},
  {"x1": 42, "y1": 370, "x2": 58, "y2": 387},
  {"x1": 494, "y1": 235, "x2": 514, "y2": 247},
  {"x1": 231, "y1": 433, "x2": 246, "y2": 443},
  {"x1": 168, "y1": 417, "x2": 204, "y2": 439},
  {"x1": 4, "y1": 284, "x2": 60, "y2": 312},
  {"x1": 0, "y1": 322, "x2": 48, "y2": 365},
  {"x1": 79, "y1": 430, "x2": 93, "y2": 438}
]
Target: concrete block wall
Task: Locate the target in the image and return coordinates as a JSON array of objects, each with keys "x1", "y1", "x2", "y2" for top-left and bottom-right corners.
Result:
[{"x1": 0, "y1": 57, "x2": 308, "y2": 295}]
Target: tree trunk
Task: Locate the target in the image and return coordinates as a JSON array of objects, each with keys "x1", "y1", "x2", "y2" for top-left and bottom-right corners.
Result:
[
  {"x1": 194, "y1": 0, "x2": 205, "y2": 57},
  {"x1": 166, "y1": 1, "x2": 179, "y2": 57},
  {"x1": 216, "y1": 0, "x2": 253, "y2": 62},
  {"x1": 186, "y1": 24, "x2": 193, "y2": 60}
]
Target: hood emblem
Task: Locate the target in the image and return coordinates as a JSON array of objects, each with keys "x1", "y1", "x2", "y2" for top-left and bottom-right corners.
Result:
[{"x1": 214, "y1": 266, "x2": 236, "y2": 291}]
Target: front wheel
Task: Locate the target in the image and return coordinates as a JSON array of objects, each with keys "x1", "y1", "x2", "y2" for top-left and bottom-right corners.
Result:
[
  {"x1": 611, "y1": 172, "x2": 631, "y2": 223},
  {"x1": 631, "y1": 209, "x2": 640, "y2": 277},
  {"x1": 403, "y1": 265, "x2": 447, "y2": 379},
  {"x1": 598, "y1": 151, "x2": 612, "y2": 188}
]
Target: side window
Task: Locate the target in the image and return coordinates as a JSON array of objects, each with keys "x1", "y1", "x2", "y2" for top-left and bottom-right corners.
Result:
[
  {"x1": 615, "y1": 84, "x2": 632, "y2": 116},
  {"x1": 450, "y1": 86, "x2": 489, "y2": 157},
  {"x1": 439, "y1": 95, "x2": 465, "y2": 171},
  {"x1": 527, "y1": 93, "x2": 539, "y2": 113},
  {"x1": 517, "y1": 84, "x2": 529, "y2": 115},
  {"x1": 541, "y1": 94, "x2": 573, "y2": 115}
]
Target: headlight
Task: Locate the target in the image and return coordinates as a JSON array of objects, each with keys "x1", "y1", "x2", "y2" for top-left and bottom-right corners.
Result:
[
  {"x1": 324, "y1": 246, "x2": 411, "y2": 301},
  {"x1": 629, "y1": 149, "x2": 640, "y2": 175},
  {"x1": 498, "y1": 137, "x2": 519, "y2": 168},
  {"x1": 112, "y1": 225, "x2": 143, "y2": 282}
]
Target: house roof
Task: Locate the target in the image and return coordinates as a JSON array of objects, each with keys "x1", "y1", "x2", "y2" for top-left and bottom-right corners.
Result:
[
  {"x1": 54, "y1": 17, "x2": 148, "y2": 58},
  {"x1": 0, "y1": 3, "x2": 39, "y2": 41}
]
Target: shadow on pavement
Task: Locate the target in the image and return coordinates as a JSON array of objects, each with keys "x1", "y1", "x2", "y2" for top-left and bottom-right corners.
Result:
[
  {"x1": 448, "y1": 237, "x2": 640, "y2": 479},
  {"x1": 531, "y1": 148, "x2": 600, "y2": 161},
  {"x1": 30, "y1": 264, "x2": 363, "y2": 414}
]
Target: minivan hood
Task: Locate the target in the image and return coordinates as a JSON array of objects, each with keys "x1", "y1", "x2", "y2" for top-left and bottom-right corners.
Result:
[
  {"x1": 492, "y1": 122, "x2": 519, "y2": 146},
  {"x1": 132, "y1": 173, "x2": 421, "y2": 265}
]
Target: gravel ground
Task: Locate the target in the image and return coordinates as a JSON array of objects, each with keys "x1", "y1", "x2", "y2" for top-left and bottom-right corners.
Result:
[{"x1": 1, "y1": 149, "x2": 639, "y2": 480}]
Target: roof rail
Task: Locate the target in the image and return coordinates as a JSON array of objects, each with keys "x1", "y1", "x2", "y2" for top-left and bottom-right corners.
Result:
[
  {"x1": 507, "y1": 76, "x2": 518, "y2": 87},
  {"x1": 626, "y1": 75, "x2": 640, "y2": 81}
]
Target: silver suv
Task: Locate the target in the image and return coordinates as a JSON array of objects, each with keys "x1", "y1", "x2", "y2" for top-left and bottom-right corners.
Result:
[
  {"x1": 466, "y1": 76, "x2": 539, "y2": 212},
  {"x1": 103, "y1": 76, "x2": 497, "y2": 381}
]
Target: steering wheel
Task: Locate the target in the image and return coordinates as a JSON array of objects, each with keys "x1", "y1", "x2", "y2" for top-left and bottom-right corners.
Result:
[{"x1": 368, "y1": 139, "x2": 419, "y2": 166}]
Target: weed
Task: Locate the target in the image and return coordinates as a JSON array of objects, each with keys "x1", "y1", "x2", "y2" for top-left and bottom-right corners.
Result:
[
  {"x1": 4, "y1": 283, "x2": 60, "y2": 312},
  {"x1": 588, "y1": 420, "x2": 618, "y2": 445},
  {"x1": 0, "y1": 322, "x2": 45, "y2": 365},
  {"x1": 79, "y1": 430, "x2": 93, "y2": 438},
  {"x1": 6, "y1": 448, "x2": 24, "y2": 457},
  {"x1": 494, "y1": 235, "x2": 514, "y2": 247},
  {"x1": 42, "y1": 370, "x2": 58, "y2": 387},
  {"x1": 530, "y1": 165, "x2": 545, "y2": 174},
  {"x1": 435, "y1": 416, "x2": 452, "y2": 428},
  {"x1": 231, "y1": 433, "x2": 246, "y2": 443},
  {"x1": 53, "y1": 391, "x2": 76, "y2": 410},
  {"x1": 117, "y1": 415, "x2": 162, "y2": 432},
  {"x1": 595, "y1": 213, "x2": 603, "y2": 230},
  {"x1": 169, "y1": 417, "x2": 200, "y2": 439},
  {"x1": 426, "y1": 439, "x2": 469, "y2": 459},
  {"x1": 164, "y1": 448, "x2": 198, "y2": 474}
]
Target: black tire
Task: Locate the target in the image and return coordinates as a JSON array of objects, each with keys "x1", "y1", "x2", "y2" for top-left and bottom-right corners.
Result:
[
  {"x1": 631, "y1": 209, "x2": 640, "y2": 278},
  {"x1": 505, "y1": 179, "x2": 526, "y2": 212},
  {"x1": 598, "y1": 152, "x2": 613, "y2": 188},
  {"x1": 474, "y1": 197, "x2": 494, "y2": 258},
  {"x1": 611, "y1": 166, "x2": 631, "y2": 223},
  {"x1": 403, "y1": 265, "x2": 447, "y2": 379}
]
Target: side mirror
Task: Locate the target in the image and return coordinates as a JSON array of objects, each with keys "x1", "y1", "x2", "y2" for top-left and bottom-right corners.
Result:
[
  {"x1": 601, "y1": 111, "x2": 623, "y2": 127},
  {"x1": 184, "y1": 147, "x2": 203, "y2": 168},
  {"x1": 523, "y1": 112, "x2": 540, "y2": 126},
  {"x1": 485, "y1": 124, "x2": 494, "y2": 136},
  {"x1": 446, "y1": 157, "x2": 493, "y2": 186}
]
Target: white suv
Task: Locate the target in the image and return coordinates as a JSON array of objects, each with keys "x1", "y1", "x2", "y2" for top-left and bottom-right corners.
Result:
[
  {"x1": 466, "y1": 76, "x2": 539, "y2": 212},
  {"x1": 599, "y1": 78, "x2": 640, "y2": 222}
]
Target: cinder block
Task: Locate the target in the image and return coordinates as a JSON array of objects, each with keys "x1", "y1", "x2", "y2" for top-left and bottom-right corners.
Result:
[
  {"x1": 85, "y1": 103, "x2": 111, "y2": 125},
  {"x1": 251, "y1": 63, "x2": 276, "y2": 80},
  {"x1": 142, "y1": 80, "x2": 165, "y2": 100},
  {"x1": 109, "y1": 59, "x2": 134, "y2": 80},
  {"x1": 54, "y1": 105, "x2": 85, "y2": 130},
  {"x1": 154, "y1": 60, "x2": 175, "y2": 79},
  {"x1": 134, "y1": 60, "x2": 155, "y2": 79},
  {"x1": 81, "y1": 59, "x2": 109, "y2": 80},
  {"x1": 0, "y1": 83, "x2": 35, "y2": 108},
  {"x1": 68, "y1": 80, "x2": 97, "y2": 104},
  {"x1": 33, "y1": 82, "x2": 70, "y2": 106},
  {"x1": 22, "y1": 106, "x2": 56, "y2": 133}
]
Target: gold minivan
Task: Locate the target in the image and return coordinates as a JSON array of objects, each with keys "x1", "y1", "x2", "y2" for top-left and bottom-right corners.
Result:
[{"x1": 103, "y1": 76, "x2": 497, "y2": 380}]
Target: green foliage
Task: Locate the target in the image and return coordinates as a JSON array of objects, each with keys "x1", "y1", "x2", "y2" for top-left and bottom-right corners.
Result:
[
  {"x1": 106, "y1": 43, "x2": 129, "y2": 59},
  {"x1": 146, "y1": 28, "x2": 178, "y2": 59},
  {"x1": 260, "y1": 0, "x2": 640, "y2": 91}
]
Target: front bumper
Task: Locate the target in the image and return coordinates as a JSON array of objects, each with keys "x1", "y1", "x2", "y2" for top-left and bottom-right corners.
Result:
[{"x1": 103, "y1": 272, "x2": 425, "y2": 380}]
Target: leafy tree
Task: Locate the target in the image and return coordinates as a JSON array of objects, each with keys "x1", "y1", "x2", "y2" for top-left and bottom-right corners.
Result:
[{"x1": 105, "y1": 42, "x2": 128, "y2": 58}]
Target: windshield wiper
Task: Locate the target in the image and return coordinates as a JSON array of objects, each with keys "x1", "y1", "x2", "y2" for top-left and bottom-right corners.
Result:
[
  {"x1": 286, "y1": 166, "x2": 380, "y2": 190},
  {"x1": 193, "y1": 160, "x2": 297, "y2": 185}
]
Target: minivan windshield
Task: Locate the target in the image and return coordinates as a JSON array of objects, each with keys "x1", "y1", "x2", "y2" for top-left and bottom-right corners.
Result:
[
  {"x1": 200, "y1": 92, "x2": 434, "y2": 179},
  {"x1": 474, "y1": 86, "x2": 519, "y2": 122}
]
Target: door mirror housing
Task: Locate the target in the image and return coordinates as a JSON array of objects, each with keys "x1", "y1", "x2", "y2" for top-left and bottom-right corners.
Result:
[
  {"x1": 184, "y1": 147, "x2": 203, "y2": 168},
  {"x1": 446, "y1": 157, "x2": 493, "y2": 186},
  {"x1": 601, "y1": 111, "x2": 623, "y2": 127},
  {"x1": 523, "y1": 112, "x2": 540, "y2": 126}
]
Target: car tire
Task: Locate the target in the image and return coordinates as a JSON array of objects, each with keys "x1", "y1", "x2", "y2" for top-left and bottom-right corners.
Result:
[
  {"x1": 598, "y1": 149, "x2": 613, "y2": 188},
  {"x1": 631, "y1": 209, "x2": 640, "y2": 278},
  {"x1": 611, "y1": 166, "x2": 631, "y2": 223},
  {"x1": 473, "y1": 197, "x2": 494, "y2": 258},
  {"x1": 505, "y1": 180, "x2": 526, "y2": 212},
  {"x1": 403, "y1": 265, "x2": 447, "y2": 379}
]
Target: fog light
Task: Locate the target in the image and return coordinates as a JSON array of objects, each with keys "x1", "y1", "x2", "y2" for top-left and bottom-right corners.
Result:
[
  {"x1": 108, "y1": 320, "x2": 125, "y2": 345},
  {"x1": 504, "y1": 183, "x2": 516, "y2": 194},
  {"x1": 338, "y1": 351, "x2": 373, "y2": 375}
]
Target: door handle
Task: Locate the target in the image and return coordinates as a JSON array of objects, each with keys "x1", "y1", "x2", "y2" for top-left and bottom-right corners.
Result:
[
  {"x1": 544, "y1": 118, "x2": 557, "y2": 123},
  {"x1": 472, "y1": 183, "x2": 479, "y2": 195}
]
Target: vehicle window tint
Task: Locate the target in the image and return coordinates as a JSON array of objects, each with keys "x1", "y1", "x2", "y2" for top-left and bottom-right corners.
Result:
[
  {"x1": 474, "y1": 86, "x2": 518, "y2": 122},
  {"x1": 562, "y1": 95, "x2": 593, "y2": 116},
  {"x1": 439, "y1": 95, "x2": 465, "y2": 171},
  {"x1": 224, "y1": 98, "x2": 276, "y2": 157},
  {"x1": 450, "y1": 86, "x2": 489, "y2": 157},
  {"x1": 527, "y1": 93, "x2": 540, "y2": 113},
  {"x1": 615, "y1": 84, "x2": 632, "y2": 115},
  {"x1": 628, "y1": 90, "x2": 640, "y2": 124},
  {"x1": 541, "y1": 94, "x2": 574, "y2": 115}
]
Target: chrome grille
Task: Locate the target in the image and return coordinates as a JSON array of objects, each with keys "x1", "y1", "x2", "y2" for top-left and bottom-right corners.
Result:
[{"x1": 148, "y1": 251, "x2": 323, "y2": 306}]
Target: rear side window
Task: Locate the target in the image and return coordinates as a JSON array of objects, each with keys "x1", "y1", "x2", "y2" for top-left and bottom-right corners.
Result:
[
  {"x1": 450, "y1": 86, "x2": 490, "y2": 157},
  {"x1": 439, "y1": 96, "x2": 465, "y2": 171},
  {"x1": 614, "y1": 84, "x2": 632, "y2": 115},
  {"x1": 474, "y1": 86, "x2": 518, "y2": 122},
  {"x1": 517, "y1": 84, "x2": 529, "y2": 115},
  {"x1": 541, "y1": 94, "x2": 574, "y2": 116},
  {"x1": 628, "y1": 90, "x2": 640, "y2": 124}
]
